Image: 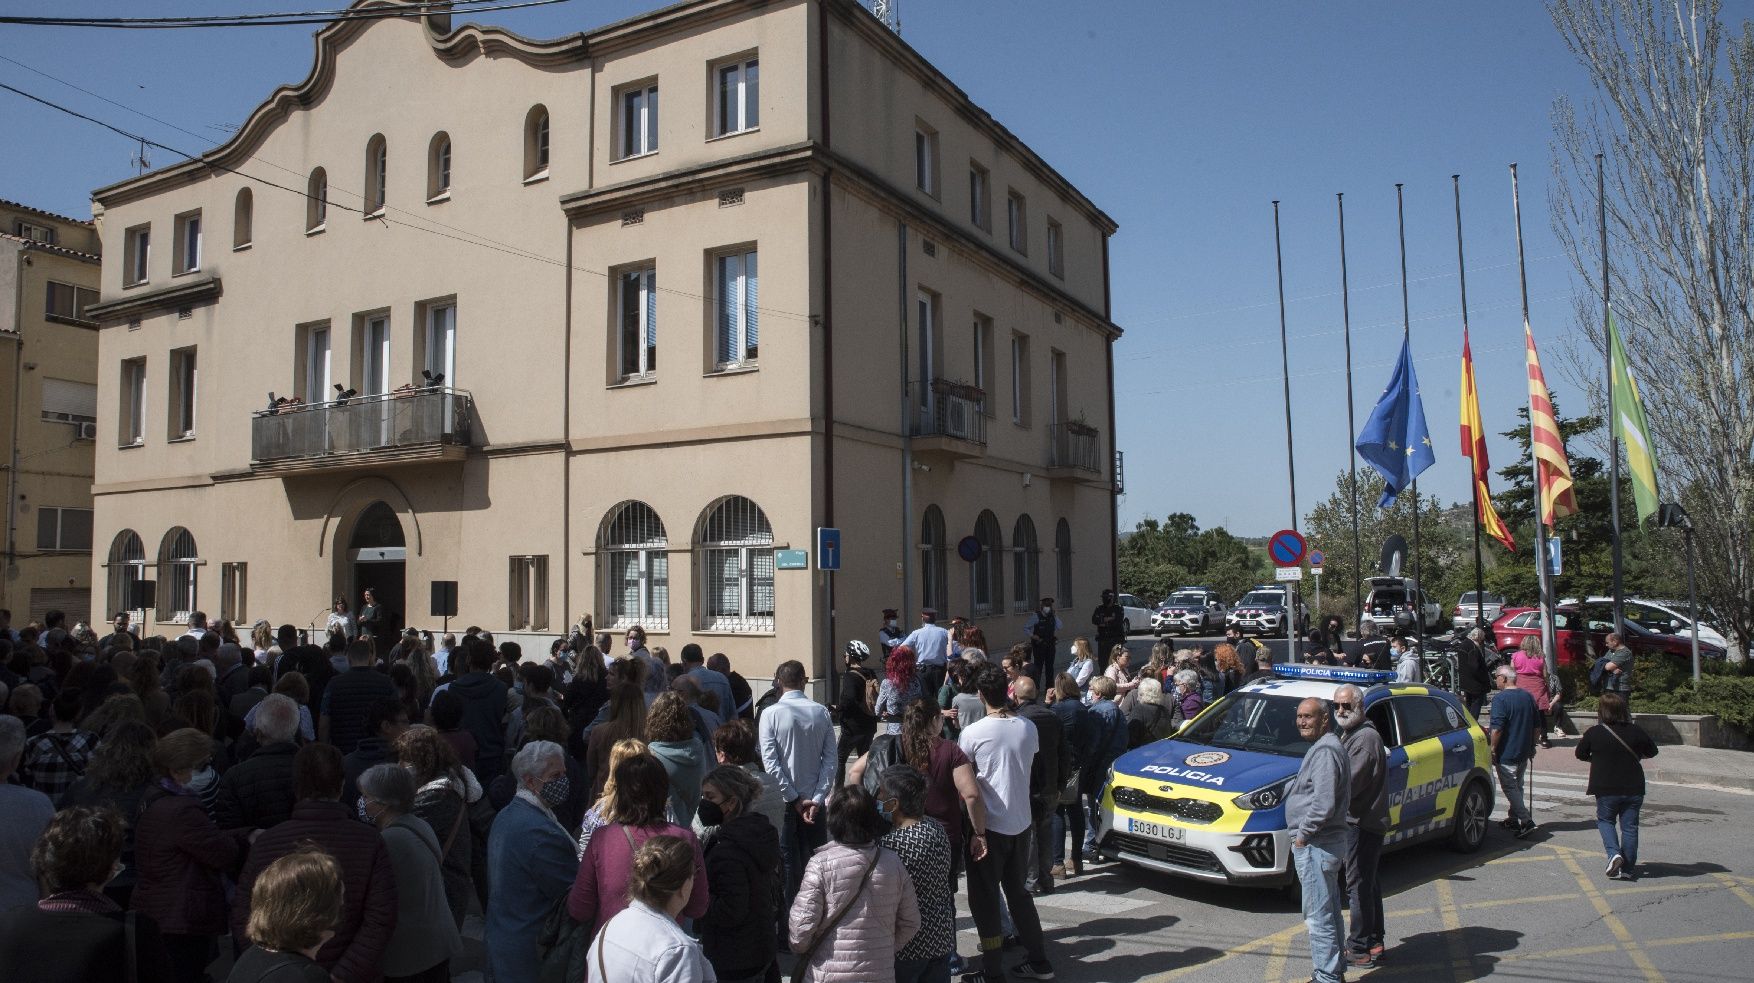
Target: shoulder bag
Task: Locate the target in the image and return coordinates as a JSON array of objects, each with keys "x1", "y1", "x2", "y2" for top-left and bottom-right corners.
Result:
[
  {"x1": 790, "y1": 851, "x2": 880, "y2": 983},
  {"x1": 860, "y1": 734, "x2": 906, "y2": 796},
  {"x1": 540, "y1": 826, "x2": 635, "y2": 983},
  {"x1": 1600, "y1": 723, "x2": 1651, "y2": 761}
]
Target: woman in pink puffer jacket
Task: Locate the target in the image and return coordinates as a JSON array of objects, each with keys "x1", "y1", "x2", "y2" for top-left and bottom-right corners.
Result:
[{"x1": 789, "y1": 786, "x2": 921, "y2": 983}]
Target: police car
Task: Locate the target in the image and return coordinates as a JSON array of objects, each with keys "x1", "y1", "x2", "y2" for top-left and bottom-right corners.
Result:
[{"x1": 1096, "y1": 664, "x2": 1494, "y2": 886}]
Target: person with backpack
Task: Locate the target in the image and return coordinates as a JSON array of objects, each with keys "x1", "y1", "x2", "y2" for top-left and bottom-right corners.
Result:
[
  {"x1": 1575, "y1": 691, "x2": 1658, "y2": 880},
  {"x1": 835, "y1": 641, "x2": 878, "y2": 788}
]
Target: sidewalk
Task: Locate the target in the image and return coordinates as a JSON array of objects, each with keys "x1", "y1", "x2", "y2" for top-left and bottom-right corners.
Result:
[{"x1": 1526, "y1": 728, "x2": 1754, "y2": 792}]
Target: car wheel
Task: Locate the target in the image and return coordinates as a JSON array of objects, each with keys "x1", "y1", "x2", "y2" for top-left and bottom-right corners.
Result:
[{"x1": 1449, "y1": 780, "x2": 1490, "y2": 853}]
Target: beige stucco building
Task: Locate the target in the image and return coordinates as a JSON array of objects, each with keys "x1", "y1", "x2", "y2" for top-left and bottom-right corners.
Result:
[
  {"x1": 2, "y1": 200, "x2": 102, "y2": 628},
  {"x1": 86, "y1": 0, "x2": 1120, "y2": 681}
]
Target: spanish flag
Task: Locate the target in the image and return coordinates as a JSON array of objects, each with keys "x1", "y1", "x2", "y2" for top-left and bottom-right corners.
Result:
[
  {"x1": 1524, "y1": 321, "x2": 1579, "y2": 526},
  {"x1": 1460, "y1": 328, "x2": 1515, "y2": 550}
]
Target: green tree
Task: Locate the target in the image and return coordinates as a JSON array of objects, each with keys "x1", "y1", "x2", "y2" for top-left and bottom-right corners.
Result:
[
  {"x1": 1118, "y1": 514, "x2": 1265, "y2": 605},
  {"x1": 1302, "y1": 471, "x2": 1467, "y2": 626}
]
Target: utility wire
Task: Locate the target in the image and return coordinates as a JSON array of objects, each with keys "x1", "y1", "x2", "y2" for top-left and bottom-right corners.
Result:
[{"x1": 0, "y1": 0, "x2": 573, "y2": 30}]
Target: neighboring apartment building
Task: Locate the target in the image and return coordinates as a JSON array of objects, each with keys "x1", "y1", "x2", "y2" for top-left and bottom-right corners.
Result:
[
  {"x1": 86, "y1": 0, "x2": 1120, "y2": 681},
  {"x1": 1, "y1": 200, "x2": 102, "y2": 628}
]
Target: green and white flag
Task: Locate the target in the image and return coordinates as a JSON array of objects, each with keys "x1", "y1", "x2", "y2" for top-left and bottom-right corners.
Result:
[{"x1": 1609, "y1": 312, "x2": 1660, "y2": 522}]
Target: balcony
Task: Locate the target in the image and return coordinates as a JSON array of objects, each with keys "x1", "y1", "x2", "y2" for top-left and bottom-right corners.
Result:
[
  {"x1": 1048, "y1": 421, "x2": 1101, "y2": 479},
  {"x1": 251, "y1": 387, "x2": 474, "y2": 474},
  {"x1": 910, "y1": 379, "x2": 987, "y2": 460}
]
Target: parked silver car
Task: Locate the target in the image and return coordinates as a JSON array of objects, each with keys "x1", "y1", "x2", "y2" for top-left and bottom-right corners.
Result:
[
  {"x1": 1451, "y1": 591, "x2": 1506, "y2": 631},
  {"x1": 1152, "y1": 588, "x2": 1228, "y2": 636}
]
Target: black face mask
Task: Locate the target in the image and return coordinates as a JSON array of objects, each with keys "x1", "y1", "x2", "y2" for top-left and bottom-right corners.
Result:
[{"x1": 697, "y1": 800, "x2": 726, "y2": 827}]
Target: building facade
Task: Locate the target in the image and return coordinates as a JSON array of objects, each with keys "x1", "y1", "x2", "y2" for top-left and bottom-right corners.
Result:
[
  {"x1": 87, "y1": 0, "x2": 1119, "y2": 682},
  {"x1": 2, "y1": 200, "x2": 102, "y2": 628}
]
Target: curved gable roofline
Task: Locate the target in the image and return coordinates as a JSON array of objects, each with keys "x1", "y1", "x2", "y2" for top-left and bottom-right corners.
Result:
[{"x1": 91, "y1": 0, "x2": 585, "y2": 206}]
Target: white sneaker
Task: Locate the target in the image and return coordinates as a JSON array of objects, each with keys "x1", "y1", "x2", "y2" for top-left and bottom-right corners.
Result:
[{"x1": 1607, "y1": 854, "x2": 1624, "y2": 878}]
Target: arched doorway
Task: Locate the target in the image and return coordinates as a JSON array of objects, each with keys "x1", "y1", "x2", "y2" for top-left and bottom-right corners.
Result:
[{"x1": 348, "y1": 501, "x2": 405, "y2": 639}]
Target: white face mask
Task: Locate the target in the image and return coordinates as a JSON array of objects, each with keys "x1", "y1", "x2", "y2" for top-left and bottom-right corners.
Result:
[
  {"x1": 886, "y1": 620, "x2": 898, "y2": 629},
  {"x1": 1041, "y1": 607, "x2": 1052, "y2": 617}
]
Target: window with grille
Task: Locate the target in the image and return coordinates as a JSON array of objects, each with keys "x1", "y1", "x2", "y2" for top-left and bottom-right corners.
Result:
[
  {"x1": 602, "y1": 501, "x2": 669, "y2": 631},
  {"x1": 697, "y1": 496, "x2": 774, "y2": 632},
  {"x1": 220, "y1": 562, "x2": 247, "y2": 623},
  {"x1": 36, "y1": 507, "x2": 93, "y2": 552},
  {"x1": 158, "y1": 527, "x2": 199, "y2": 623},
  {"x1": 1012, "y1": 514, "x2": 1039, "y2": 613},
  {"x1": 1055, "y1": 518, "x2": 1073, "y2": 609},
  {"x1": 508, "y1": 555, "x2": 549, "y2": 631},
  {"x1": 973, "y1": 510, "x2": 1003, "y2": 616},
  {"x1": 618, "y1": 267, "x2": 657, "y2": 381},
  {"x1": 920, "y1": 505, "x2": 947, "y2": 613},
  {"x1": 107, "y1": 530, "x2": 146, "y2": 620},
  {"x1": 713, "y1": 248, "x2": 758, "y2": 369}
]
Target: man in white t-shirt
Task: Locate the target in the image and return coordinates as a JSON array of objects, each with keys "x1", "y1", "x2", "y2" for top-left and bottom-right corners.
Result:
[{"x1": 959, "y1": 664, "x2": 1054, "y2": 981}]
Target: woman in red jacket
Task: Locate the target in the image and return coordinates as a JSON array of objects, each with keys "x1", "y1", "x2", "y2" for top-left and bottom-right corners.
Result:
[{"x1": 130, "y1": 727, "x2": 255, "y2": 983}]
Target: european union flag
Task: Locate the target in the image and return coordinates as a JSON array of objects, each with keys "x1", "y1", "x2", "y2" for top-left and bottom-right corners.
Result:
[{"x1": 1356, "y1": 336, "x2": 1435, "y2": 507}]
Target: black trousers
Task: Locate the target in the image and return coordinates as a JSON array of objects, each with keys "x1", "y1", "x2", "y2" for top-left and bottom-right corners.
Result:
[
  {"x1": 1023, "y1": 796, "x2": 1056, "y2": 892},
  {"x1": 1344, "y1": 827, "x2": 1385, "y2": 955},
  {"x1": 967, "y1": 829, "x2": 1047, "y2": 976},
  {"x1": 918, "y1": 663, "x2": 947, "y2": 705},
  {"x1": 836, "y1": 726, "x2": 873, "y2": 788}
]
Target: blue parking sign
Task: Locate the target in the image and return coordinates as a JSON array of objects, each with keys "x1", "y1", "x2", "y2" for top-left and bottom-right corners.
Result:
[{"x1": 817, "y1": 527, "x2": 842, "y2": 571}]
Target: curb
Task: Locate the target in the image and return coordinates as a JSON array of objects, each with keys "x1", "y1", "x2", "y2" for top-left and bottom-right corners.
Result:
[{"x1": 1649, "y1": 768, "x2": 1754, "y2": 792}]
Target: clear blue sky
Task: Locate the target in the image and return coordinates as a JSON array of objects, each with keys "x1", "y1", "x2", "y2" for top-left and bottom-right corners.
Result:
[{"x1": 1, "y1": 1, "x2": 1598, "y2": 541}]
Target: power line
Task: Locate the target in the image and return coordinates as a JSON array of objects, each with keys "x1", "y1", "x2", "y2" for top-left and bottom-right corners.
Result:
[{"x1": 0, "y1": 1, "x2": 572, "y2": 30}]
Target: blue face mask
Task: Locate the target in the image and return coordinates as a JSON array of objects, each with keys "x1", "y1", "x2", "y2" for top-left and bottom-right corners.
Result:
[{"x1": 877, "y1": 798, "x2": 895, "y2": 822}]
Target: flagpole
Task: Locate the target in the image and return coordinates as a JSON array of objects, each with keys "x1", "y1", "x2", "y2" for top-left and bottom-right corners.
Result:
[
  {"x1": 1274, "y1": 201, "x2": 1298, "y2": 534},
  {"x1": 1338, "y1": 193, "x2": 1362, "y2": 630},
  {"x1": 1455, "y1": 175, "x2": 1486, "y2": 631},
  {"x1": 1397, "y1": 183, "x2": 1421, "y2": 605},
  {"x1": 1513, "y1": 162, "x2": 1559, "y2": 677},
  {"x1": 1600, "y1": 152, "x2": 1624, "y2": 635}
]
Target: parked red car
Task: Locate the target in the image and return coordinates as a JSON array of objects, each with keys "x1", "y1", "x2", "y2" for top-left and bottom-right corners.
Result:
[{"x1": 1490, "y1": 601, "x2": 1725, "y2": 666}]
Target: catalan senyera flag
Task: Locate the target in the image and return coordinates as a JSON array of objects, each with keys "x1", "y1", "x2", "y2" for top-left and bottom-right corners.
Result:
[
  {"x1": 1460, "y1": 328, "x2": 1515, "y2": 551},
  {"x1": 1609, "y1": 312, "x2": 1661, "y2": 523},
  {"x1": 1524, "y1": 321, "x2": 1579, "y2": 526}
]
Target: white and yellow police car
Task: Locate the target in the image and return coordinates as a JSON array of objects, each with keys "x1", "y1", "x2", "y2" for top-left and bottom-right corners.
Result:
[{"x1": 1096, "y1": 664, "x2": 1494, "y2": 886}]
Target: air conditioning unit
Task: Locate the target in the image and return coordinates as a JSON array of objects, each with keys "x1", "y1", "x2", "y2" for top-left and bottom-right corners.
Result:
[{"x1": 75, "y1": 421, "x2": 98, "y2": 440}]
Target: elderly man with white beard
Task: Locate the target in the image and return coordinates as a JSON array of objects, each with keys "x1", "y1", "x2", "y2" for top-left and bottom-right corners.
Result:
[{"x1": 1334, "y1": 683, "x2": 1389, "y2": 970}]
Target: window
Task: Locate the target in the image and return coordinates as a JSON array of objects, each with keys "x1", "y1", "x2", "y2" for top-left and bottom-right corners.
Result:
[
  {"x1": 618, "y1": 266, "x2": 657, "y2": 381},
  {"x1": 915, "y1": 289, "x2": 938, "y2": 411},
  {"x1": 969, "y1": 162, "x2": 990, "y2": 230},
  {"x1": 524, "y1": 105, "x2": 550, "y2": 179},
  {"x1": 220, "y1": 562, "x2": 247, "y2": 623},
  {"x1": 173, "y1": 210, "x2": 202, "y2": 275},
  {"x1": 697, "y1": 496, "x2": 774, "y2": 632},
  {"x1": 1055, "y1": 518, "x2": 1073, "y2": 609},
  {"x1": 713, "y1": 248, "x2": 758, "y2": 369},
  {"x1": 14, "y1": 220, "x2": 55, "y2": 245},
  {"x1": 428, "y1": 132, "x2": 452, "y2": 200},
  {"x1": 120, "y1": 358, "x2": 145, "y2": 445},
  {"x1": 233, "y1": 188, "x2": 253, "y2": 249},
  {"x1": 619, "y1": 82, "x2": 659, "y2": 159},
  {"x1": 40, "y1": 378, "x2": 97, "y2": 425},
  {"x1": 972, "y1": 314, "x2": 993, "y2": 417},
  {"x1": 603, "y1": 501, "x2": 669, "y2": 630},
  {"x1": 972, "y1": 510, "x2": 1004, "y2": 616},
  {"x1": 168, "y1": 347, "x2": 197, "y2": 439},
  {"x1": 365, "y1": 134, "x2": 387, "y2": 214},
  {"x1": 1007, "y1": 190, "x2": 1027, "y2": 253},
  {"x1": 158, "y1": 527, "x2": 199, "y2": 623},
  {"x1": 44, "y1": 281, "x2": 99, "y2": 322},
  {"x1": 357, "y1": 315, "x2": 390, "y2": 395},
  {"x1": 1010, "y1": 332, "x2": 1030, "y2": 426},
  {"x1": 424, "y1": 304, "x2": 456, "y2": 385},
  {"x1": 36, "y1": 507, "x2": 93, "y2": 552},
  {"x1": 107, "y1": 530, "x2": 146, "y2": 619},
  {"x1": 920, "y1": 505, "x2": 947, "y2": 614},
  {"x1": 124, "y1": 224, "x2": 150, "y2": 285},
  {"x1": 508, "y1": 555, "x2": 550, "y2": 631},
  {"x1": 1366, "y1": 700, "x2": 1402, "y2": 747},
  {"x1": 299, "y1": 322, "x2": 332, "y2": 403},
  {"x1": 1050, "y1": 349, "x2": 1068, "y2": 427},
  {"x1": 1012, "y1": 515, "x2": 1039, "y2": 613},
  {"x1": 1047, "y1": 218, "x2": 1064, "y2": 278},
  {"x1": 1394, "y1": 697, "x2": 1455, "y2": 744},
  {"x1": 307, "y1": 168, "x2": 328, "y2": 230},
  {"x1": 715, "y1": 57, "x2": 759, "y2": 135},
  {"x1": 914, "y1": 122, "x2": 939, "y2": 196}
]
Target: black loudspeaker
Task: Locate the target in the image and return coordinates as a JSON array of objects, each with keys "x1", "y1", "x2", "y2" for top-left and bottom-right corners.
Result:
[
  {"x1": 130, "y1": 580, "x2": 156, "y2": 609},
  {"x1": 430, "y1": 581, "x2": 458, "y2": 618}
]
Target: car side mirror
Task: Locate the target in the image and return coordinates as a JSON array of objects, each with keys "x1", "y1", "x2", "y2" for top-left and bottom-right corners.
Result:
[{"x1": 1670, "y1": 620, "x2": 1682, "y2": 631}]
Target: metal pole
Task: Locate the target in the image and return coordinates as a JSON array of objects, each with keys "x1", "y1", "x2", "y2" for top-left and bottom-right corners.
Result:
[
  {"x1": 1687, "y1": 527, "x2": 1700, "y2": 686},
  {"x1": 1601, "y1": 153, "x2": 1625, "y2": 635},
  {"x1": 1397, "y1": 184, "x2": 1421, "y2": 601},
  {"x1": 1513, "y1": 163, "x2": 1559, "y2": 677},
  {"x1": 1455, "y1": 175, "x2": 1487, "y2": 631},
  {"x1": 899, "y1": 222, "x2": 914, "y2": 623},
  {"x1": 1338, "y1": 193, "x2": 1363, "y2": 630},
  {"x1": 1273, "y1": 201, "x2": 1298, "y2": 532}
]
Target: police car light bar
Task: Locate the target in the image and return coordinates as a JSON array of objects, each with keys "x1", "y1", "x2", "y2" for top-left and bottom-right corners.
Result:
[{"x1": 1271, "y1": 664, "x2": 1398, "y2": 685}]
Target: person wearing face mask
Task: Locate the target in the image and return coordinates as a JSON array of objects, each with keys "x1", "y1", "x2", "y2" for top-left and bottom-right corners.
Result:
[
  {"x1": 1023, "y1": 597, "x2": 1062, "y2": 689},
  {"x1": 1091, "y1": 590, "x2": 1126, "y2": 673},
  {"x1": 697, "y1": 765, "x2": 781, "y2": 983},
  {"x1": 486, "y1": 740, "x2": 584, "y2": 983},
  {"x1": 356, "y1": 764, "x2": 462, "y2": 983},
  {"x1": 879, "y1": 609, "x2": 904, "y2": 656},
  {"x1": 1333, "y1": 685, "x2": 1389, "y2": 971},
  {"x1": 878, "y1": 766, "x2": 954, "y2": 983},
  {"x1": 1391, "y1": 635, "x2": 1424, "y2": 683},
  {"x1": 0, "y1": 806, "x2": 175, "y2": 983},
  {"x1": 232, "y1": 743, "x2": 395, "y2": 983},
  {"x1": 624, "y1": 626, "x2": 668, "y2": 704}
]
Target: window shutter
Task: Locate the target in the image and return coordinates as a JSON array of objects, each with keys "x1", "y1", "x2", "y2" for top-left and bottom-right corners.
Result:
[{"x1": 42, "y1": 378, "x2": 98, "y2": 419}]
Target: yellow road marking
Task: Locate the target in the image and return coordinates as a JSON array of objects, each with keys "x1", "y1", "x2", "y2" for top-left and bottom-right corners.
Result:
[
  {"x1": 1558, "y1": 850, "x2": 1665, "y2": 983},
  {"x1": 1715, "y1": 872, "x2": 1754, "y2": 914},
  {"x1": 1434, "y1": 877, "x2": 1467, "y2": 980},
  {"x1": 1263, "y1": 934, "x2": 1289, "y2": 983}
]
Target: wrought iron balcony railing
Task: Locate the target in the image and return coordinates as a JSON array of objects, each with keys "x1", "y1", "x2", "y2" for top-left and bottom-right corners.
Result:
[
  {"x1": 1050, "y1": 421, "x2": 1101, "y2": 474},
  {"x1": 912, "y1": 379, "x2": 987, "y2": 444},
  {"x1": 251, "y1": 386, "x2": 473, "y2": 467}
]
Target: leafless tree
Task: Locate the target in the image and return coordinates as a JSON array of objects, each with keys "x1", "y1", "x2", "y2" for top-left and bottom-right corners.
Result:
[{"x1": 1548, "y1": 0, "x2": 1754, "y2": 652}]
